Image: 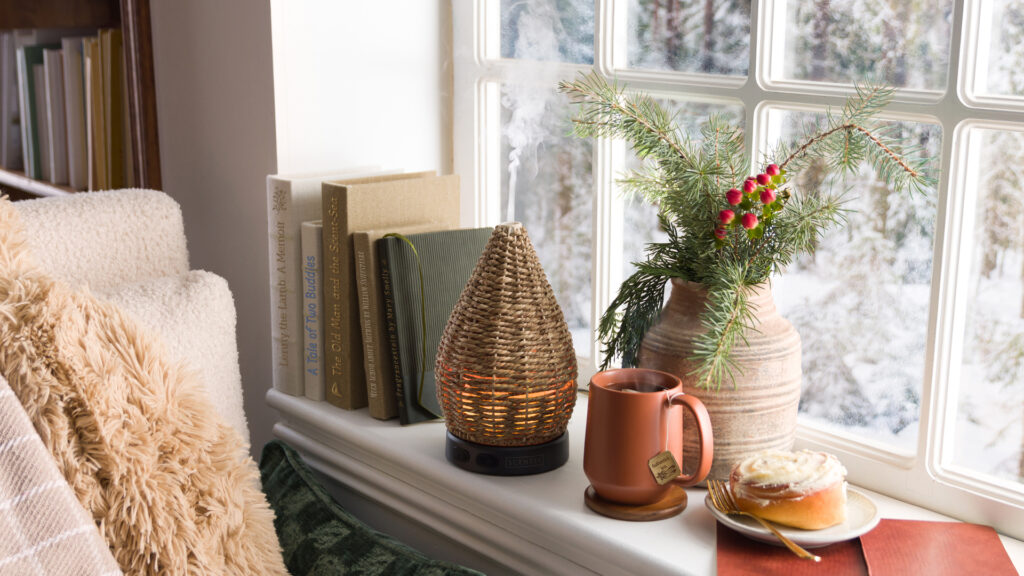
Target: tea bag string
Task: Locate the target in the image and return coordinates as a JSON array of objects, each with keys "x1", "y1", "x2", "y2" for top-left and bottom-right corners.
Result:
[{"x1": 660, "y1": 391, "x2": 670, "y2": 455}]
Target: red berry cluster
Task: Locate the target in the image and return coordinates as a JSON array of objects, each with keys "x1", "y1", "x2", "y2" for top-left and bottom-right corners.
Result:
[{"x1": 713, "y1": 163, "x2": 788, "y2": 245}]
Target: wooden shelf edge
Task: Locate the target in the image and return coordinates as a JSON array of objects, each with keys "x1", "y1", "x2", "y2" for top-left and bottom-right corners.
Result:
[
  {"x1": 0, "y1": 0, "x2": 120, "y2": 31},
  {"x1": 0, "y1": 168, "x2": 77, "y2": 198}
]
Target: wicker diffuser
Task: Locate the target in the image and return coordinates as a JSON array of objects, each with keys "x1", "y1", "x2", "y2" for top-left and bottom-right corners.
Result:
[{"x1": 436, "y1": 222, "x2": 578, "y2": 449}]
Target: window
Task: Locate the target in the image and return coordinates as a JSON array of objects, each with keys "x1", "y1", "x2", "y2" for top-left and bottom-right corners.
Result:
[{"x1": 452, "y1": 0, "x2": 1024, "y2": 539}]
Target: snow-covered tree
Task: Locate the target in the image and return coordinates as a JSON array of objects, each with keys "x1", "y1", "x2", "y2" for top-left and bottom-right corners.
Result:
[
  {"x1": 786, "y1": 0, "x2": 952, "y2": 89},
  {"x1": 628, "y1": 0, "x2": 751, "y2": 74}
]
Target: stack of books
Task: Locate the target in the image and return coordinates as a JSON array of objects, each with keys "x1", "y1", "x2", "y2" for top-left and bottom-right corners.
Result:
[
  {"x1": 0, "y1": 28, "x2": 134, "y2": 190},
  {"x1": 266, "y1": 170, "x2": 491, "y2": 424}
]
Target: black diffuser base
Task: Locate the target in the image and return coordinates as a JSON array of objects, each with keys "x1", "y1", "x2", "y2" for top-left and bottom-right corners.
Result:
[{"x1": 445, "y1": 431, "x2": 569, "y2": 476}]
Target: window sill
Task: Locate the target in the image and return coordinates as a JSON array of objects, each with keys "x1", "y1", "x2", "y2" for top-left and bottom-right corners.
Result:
[{"x1": 266, "y1": 390, "x2": 1024, "y2": 575}]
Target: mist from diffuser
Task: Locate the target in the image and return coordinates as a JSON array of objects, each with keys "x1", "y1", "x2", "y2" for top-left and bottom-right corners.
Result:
[{"x1": 435, "y1": 222, "x2": 577, "y2": 475}]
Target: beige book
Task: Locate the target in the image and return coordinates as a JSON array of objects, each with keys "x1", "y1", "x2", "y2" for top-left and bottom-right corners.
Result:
[
  {"x1": 320, "y1": 172, "x2": 460, "y2": 410},
  {"x1": 353, "y1": 222, "x2": 452, "y2": 420},
  {"x1": 265, "y1": 167, "x2": 384, "y2": 397},
  {"x1": 84, "y1": 36, "x2": 104, "y2": 190}
]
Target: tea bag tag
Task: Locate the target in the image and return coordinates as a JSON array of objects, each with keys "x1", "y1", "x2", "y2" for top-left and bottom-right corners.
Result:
[{"x1": 648, "y1": 450, "x2": 681, "y2": 485}]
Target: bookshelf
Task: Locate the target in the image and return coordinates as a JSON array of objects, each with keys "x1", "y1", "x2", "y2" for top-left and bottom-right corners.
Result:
[{"x1": 0, "y1": 0, "x2": 160, "y2": 199}]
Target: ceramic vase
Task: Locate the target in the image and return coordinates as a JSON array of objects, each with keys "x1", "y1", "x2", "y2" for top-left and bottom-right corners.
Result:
[{"x1": 638, "y1": 279, "x2": 801, "y2": 482}]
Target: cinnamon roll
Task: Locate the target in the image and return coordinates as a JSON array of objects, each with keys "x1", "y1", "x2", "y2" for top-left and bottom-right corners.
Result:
[{"x1": 728, "y1": 449, "x2": 848, "y2": 530}]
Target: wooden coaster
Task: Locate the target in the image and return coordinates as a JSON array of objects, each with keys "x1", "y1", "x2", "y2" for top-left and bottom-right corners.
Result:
[{"x1": 584, "y1": 484, "x2": 688, "y2": 521}]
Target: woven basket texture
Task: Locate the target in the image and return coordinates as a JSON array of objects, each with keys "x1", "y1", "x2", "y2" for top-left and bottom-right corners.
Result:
[{"x1": 435, "y1": 222, "x2": 577, "y2": 447}]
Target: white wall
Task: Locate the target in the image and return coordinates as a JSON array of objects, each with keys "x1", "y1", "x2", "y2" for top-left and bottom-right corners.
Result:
[
  {"x1": 151, "y1": 0, "x2": 452, "y2": 457},
  {"x1": 270, "y1": 0, "x2": 452, "y2": 175}
]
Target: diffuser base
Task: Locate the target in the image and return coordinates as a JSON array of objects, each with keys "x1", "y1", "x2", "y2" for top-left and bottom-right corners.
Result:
[{"x1": 445, "y1": 431, "x2": 569, "y2": 476}]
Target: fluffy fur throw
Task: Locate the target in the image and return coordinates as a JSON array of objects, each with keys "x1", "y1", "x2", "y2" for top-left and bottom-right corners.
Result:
[{"x1": 0, "y1": 197, "x2": 287, "y2": 575}]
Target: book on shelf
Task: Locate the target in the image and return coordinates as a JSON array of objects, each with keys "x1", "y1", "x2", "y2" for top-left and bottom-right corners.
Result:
[
  {"x1": 61, "y1": 37, "x2": 88, "y2": 190},
  {"x1": 377, "y1": 227, "x2": 493, "y2": 425},
  {"x1": 84, "y1": 36, "x2": 104, "y2": 190},
  {"x1": 1, "y1": 32, "x2": 20, "y2": 170},
  {"x1": 320, "y1": 173, "x2": 460, "y2": 411},
  {"x1": 31, "y1": 63, "x2": 50, "y2": 182},
  {"x1": 43, "y1": 48, "x2": 67, "y2": 185},
  {"x1": 16, "y1": 44, "x2": 58, "y2": 179},
  {"x1": 353, "y1": 222, "x2": 452, "y2": 420},
  {"x1": 99, "y1": 28, "x2": 123, "y2": 189},
  {"x1": 265, "y1": 167, "x2": 382, "y2": 397},
  {"x1": 120, "y1": 38, "x2": 134, "y2": 189},
  {"x1": 300, "y1": 220, "x2": 325, "y2": 402},
  {"x1": 9, "y1": 28, "x2": 90, "y2": 181}
]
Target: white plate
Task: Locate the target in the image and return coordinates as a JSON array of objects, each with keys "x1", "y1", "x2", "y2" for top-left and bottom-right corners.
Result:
[{"x1": 704, "y1": 487, "x2": 880, "y2": 549}]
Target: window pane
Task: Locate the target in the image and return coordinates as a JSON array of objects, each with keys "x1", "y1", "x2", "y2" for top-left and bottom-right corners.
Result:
[
  {"x1": 980, "y1": 1, "x2": 1024, "y2": 98},
  {"x1": 501, "y1": 0, "x2": 594, "y2": 64},
  {"x1": 782, "y1": 0, "x2": 953, "y2": 90},
  {"x1": 627, "y1": 0, "x2": 751, "y2": 75},
  {"x1": 766, "y1": 109, "x2": 941, "y2": 452},
  {"x1": 501, "y1": 82, "x2": 594, "y2": 354},
  {"x1": 952, "y1": 127, "x2": 1024, "y2": 486},
  {"x1": 623, "y1": 100, "x2": 745, "y2": 277}
]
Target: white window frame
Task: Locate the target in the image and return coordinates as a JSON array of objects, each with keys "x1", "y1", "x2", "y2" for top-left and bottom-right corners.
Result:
[{"x1": 452, "y1": 0, "x2": 1024, "y2": 539}]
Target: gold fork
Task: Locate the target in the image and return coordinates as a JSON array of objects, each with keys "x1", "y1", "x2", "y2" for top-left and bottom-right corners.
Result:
[{"x1": 707, "y1": 479, "x2": 822, "y2": 562}]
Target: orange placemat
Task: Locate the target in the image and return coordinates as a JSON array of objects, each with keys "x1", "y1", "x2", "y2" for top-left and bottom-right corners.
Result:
[
  {"x1": 860, "y1": 519, "x2": 1017, "y2": 576},
  {"x1": 716, "y1": 518, "x2": 1017, "y2": 576},
  {"x1": 716, "y1": 523, "x2": 868, "y2": 576}
]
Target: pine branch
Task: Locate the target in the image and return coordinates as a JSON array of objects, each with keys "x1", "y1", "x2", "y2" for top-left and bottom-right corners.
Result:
[
  {"x1": 598, "y1": 268, "x2": 669, "y2": 370},
  {"x1": 690, "y1": 265, "x2": 755, "y2": 390},
  {"x1": 558, "y1": 71, "x2": 691, "y2": 164},
  {"x1": 779, "y1": 122, "x2": 917, "y2": 179}
]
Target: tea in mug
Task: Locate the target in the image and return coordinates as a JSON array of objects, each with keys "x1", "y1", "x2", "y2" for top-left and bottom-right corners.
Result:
[{"x1": 606, "y1": 381, "x2": 668, "y2": 393}]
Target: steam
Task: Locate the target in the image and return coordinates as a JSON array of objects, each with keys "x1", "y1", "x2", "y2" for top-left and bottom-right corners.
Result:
[{"x1": 502, "y1": 0, "x2": 566, "y2": 222}]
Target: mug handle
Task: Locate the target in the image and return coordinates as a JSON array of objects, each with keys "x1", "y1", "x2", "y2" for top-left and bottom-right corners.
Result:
[{"x1": 667, "y1": 392, "x2": 714, "y2": 487}]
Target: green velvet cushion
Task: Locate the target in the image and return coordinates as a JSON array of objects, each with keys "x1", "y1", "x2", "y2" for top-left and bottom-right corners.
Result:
[{"x1": 260, "y1": 439, "x2": 484, "y2": 576}]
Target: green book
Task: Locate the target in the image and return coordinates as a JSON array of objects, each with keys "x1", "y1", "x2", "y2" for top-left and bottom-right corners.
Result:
[{"x1": 378, "y1": 227, "x2": 492, "y2": 425}]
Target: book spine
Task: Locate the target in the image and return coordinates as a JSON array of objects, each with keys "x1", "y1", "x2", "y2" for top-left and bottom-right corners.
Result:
[
  {"x1": 353, "y1": 234, "x2": 381, "y2": 413},
  {"x1": 85, "y1": 38, "x2": 104, "y2": 190},
  {"x1": 0, "y1": 33, "x2": 17, "y2": 169},
  {"x1": 378, "y1": 239, "x2": 407, "y2": 424},
  {"x1": 102, "y1": 29, "x2": 124, "y2": 189},
  {"x1": 83, "y1": 41, "x2": 93, "y2": 189},
  {"x1": 15, "y1": 47, "x2": 32, "y2": 176},
  {"x1": 32, "y1": 64, "x2": 49, "y2": 182},
  {"x1": 301, "y1": 221, "x2": 325, "y2": 401},
  {"x1": 62, "y1": 38, "x2": 86, "y2": 189},
  {"x1": 43, "y1": 49, "x2": 67, "y2": 186},
  {"x1": 321, "y1": 186, "x2": 346, "y2": 407},
  {"x1": 266, "y1": 177, "x2": 303, "y2": 396}
]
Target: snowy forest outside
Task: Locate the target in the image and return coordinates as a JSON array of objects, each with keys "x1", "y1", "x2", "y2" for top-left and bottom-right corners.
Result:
[{"x1": 498, "y1": 0, "x2": 1024, "y2": 487}]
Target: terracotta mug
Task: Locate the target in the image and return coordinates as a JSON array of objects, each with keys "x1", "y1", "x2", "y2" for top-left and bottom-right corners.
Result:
[{"x1": 584, "y1": 368, "x2": 713, "y2": 505}]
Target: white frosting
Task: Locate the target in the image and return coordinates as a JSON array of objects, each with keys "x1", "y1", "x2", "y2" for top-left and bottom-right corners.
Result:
[{"x1": 733, "y1": 449, "x2": 846, "y2": 501}]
